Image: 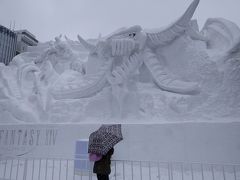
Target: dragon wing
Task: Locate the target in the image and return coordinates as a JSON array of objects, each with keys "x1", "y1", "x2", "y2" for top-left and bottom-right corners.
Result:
[{"x1": 146, "y1": 0, "x2": 200, "y2": 47}]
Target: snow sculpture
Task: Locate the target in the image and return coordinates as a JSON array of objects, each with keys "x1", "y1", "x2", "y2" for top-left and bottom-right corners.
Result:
[
  {"x1": 0, "y1": 0, "x2": 240, "y2": 122},
  {"x1": 51, "y1": 0, "x2": 202, "y2": 100}
]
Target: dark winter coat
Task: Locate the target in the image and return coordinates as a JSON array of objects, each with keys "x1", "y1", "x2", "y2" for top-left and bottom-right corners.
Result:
[{"x1": 93, "y1": 148, "x2": 114, "y2": 175}]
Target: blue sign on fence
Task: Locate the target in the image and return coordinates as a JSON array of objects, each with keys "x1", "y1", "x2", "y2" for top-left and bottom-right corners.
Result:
[{"x1": 74, "y1": 139, "x2": 92, "y2": 174}]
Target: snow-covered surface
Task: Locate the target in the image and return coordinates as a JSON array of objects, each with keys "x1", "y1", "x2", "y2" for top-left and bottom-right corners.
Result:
[
  {"x1": 0, "y1": 123, "x2": 240, "y2": 180},
  {"x1": 0, "y1": 123, "x2": 239, "y2": 164},
  {"x1": 0, "y1": 1, "x2": 240, "y2": 123}
]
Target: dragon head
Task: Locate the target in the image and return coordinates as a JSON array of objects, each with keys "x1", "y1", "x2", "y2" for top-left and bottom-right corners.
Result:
[{"x1": 77, "y1": 25, "x2": 146, "y2": 59}]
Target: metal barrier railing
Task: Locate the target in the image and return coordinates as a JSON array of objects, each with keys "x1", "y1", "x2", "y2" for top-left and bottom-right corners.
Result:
[{"x1": 0, "y1": 158, "x2": 239, "y2": 180}]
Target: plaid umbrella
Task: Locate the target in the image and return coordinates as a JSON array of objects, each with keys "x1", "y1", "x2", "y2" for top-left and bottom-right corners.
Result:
[{"x1": 88, "y1": 124, "x2": 123, "y2": 155}]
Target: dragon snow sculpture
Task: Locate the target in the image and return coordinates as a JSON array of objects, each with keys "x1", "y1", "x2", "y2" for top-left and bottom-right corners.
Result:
[
  {"x1": 1, "y1": 0, "x2": 240, "y2": 122},
  {"x1": 51, "y1": 0, "x2": 204, "y2": 99}
]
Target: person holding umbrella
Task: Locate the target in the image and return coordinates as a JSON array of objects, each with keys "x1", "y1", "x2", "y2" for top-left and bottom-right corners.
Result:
[
  {"x1": 93, "y1": 148, "x2": 114, "y2": 180},
  {"x1": 88, "y1": 124, "x2": 123, "y2": 180}
]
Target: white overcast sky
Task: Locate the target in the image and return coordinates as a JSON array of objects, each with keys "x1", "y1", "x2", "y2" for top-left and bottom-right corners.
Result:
[{"x1": 0, "y1": 0, "x2": 239, "y2": 42}]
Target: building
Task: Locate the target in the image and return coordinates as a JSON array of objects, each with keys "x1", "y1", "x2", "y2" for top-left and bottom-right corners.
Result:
[
  {"x1": 0, "y1": 26, "x2": 39, "y2": 65},
  {"x1": 0, "y1": 25, "x2": 17, "y2": 65},
  {"x1": 15, "y1": 30, "x2": 38, "y2": 55}
]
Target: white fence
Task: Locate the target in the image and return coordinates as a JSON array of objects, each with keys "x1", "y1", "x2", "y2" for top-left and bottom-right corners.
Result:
[{"x1": 0, "y1": 158, "x2": 239, "y2": 180}]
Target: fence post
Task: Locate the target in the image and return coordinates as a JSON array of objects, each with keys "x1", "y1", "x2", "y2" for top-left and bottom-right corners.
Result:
[
  {"x1": 170, "y1": 163, "x2": 173, "y2": 180},
  {"x1": 222, "y1": 165, "x2": 226, "y2": 180},
  {"x1": 52, "y1": 159, "x2": 55, "y2": 180},
  {"x1": 158, "y1": 162, "x2": 161, "y2": 180},
  {"x1": 181, "y1": 163, "x2": 184, "y2": 180},
  {"x1": 115, "y1": 161, "x2": 117, "y2": 180},
  {"x1": 3, "y1": 159, "x2": 7, "y2": 179},
  {"x1": 45, "y1": 159, "x2": 48, "y2": 180},
  {"x1": 59, "y1": 159, "x2": 62, "y2": 180},
  {"x1": 233, "y1": 166, "x2": 237, "y2": 180},
  {"x1": 66, "y1": 160, "x2": 69, "y2": 180},
  {"x1": 201, "y1": 164, "x2": 204, "y2": 180},
  {"x1": 131, "y1": 161, "x2": 134, "y2": 180},
  {"x1": 121, "y1": 161, "x2": 124, "y2": 180},
  {"x1": 16, "y1": 159, "x2": 20, "y2": 180},
  {"x1": 149, "y1": 161, "x2": 151, "y2": 180},
  {"x1": 9, "y1": 159, "x2": 13, "y2": 180},
  {"x1": 168, "y1": 163, "x2": 171, "y2": 180},
  {"x1": 191, "y1": 164, "x2": 194, "y2": 180},
  {"x1": 23, "y1": 159, "x2": 28, "y2": 180},
  {"x1": 211, "y1": 165, "x2": 215, "y2": 180},
  {"x1": 32, "y1": 159, "x2": 35, "y2": 180},
  {"x1": 140, "y1": 161, "x2": 142, "y2": 180},
  {"x1": 38, "y1": 159, "x2": 42, "y2": 180}
]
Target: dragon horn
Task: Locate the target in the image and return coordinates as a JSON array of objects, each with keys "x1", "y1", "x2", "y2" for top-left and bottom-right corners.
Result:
[{"x1": 77, "y1": 35, "x2": 96, "y2": 52}]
